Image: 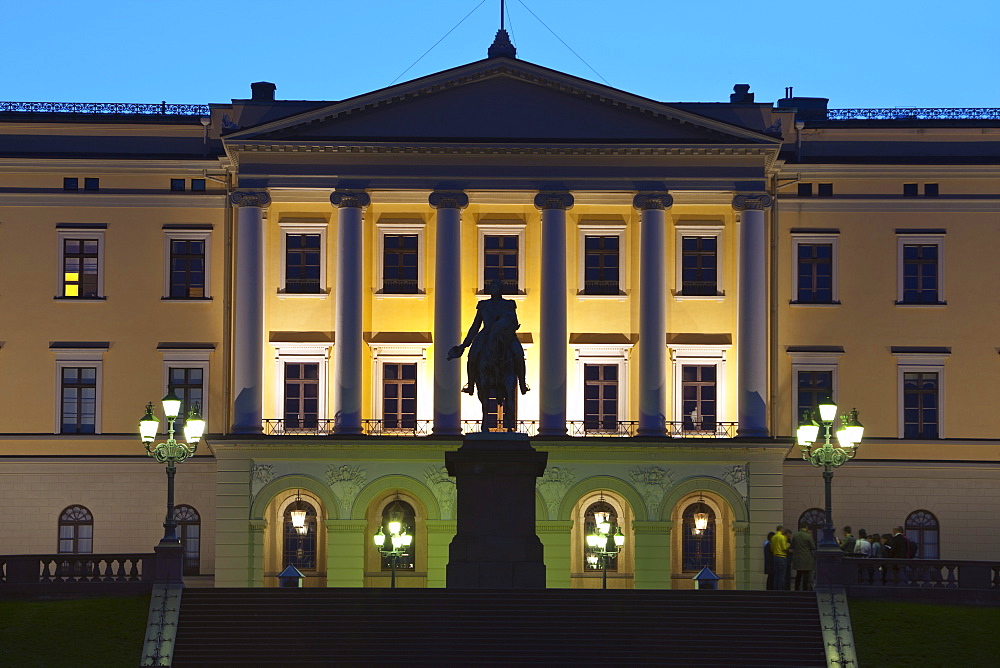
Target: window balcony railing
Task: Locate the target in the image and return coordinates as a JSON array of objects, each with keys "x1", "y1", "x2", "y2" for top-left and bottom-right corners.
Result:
[
  {"x1": 381, "y1": 278, "x2": 419, "y2": 294},
  {"x1": 582, "y1": 280, "x2": 621, "y2": 295},
  {"x1": 262, "y1": 419, "x2": 737, "y2": 438}
]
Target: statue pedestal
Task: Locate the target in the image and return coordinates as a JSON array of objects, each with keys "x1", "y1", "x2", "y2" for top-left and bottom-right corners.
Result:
[{"x1": 445, "y1": 433, "x2": 548, "y2": 588}]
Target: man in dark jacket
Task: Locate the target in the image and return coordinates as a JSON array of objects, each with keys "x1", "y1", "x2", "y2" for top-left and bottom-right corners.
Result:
[
  {"x1": 790, "y1": 523, "x2": 817, "y2": 591},
  {"x1": 840, "y1": 526, "x2": 856, "y2": 554},
  {"x1": 889, "y1": 527, "x2": 910, "y2": 558}
]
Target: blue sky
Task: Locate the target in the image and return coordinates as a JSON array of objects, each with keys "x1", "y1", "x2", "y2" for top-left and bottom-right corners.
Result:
[{"x1": 3, "y1": 0, "x2": 997, "y2": 108}]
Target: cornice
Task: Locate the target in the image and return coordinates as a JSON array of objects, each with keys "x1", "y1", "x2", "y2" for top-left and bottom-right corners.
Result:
[
  {"x1": 0, "y1": 193, "x2": 228, "y2": 208},
  {"x1": 0, "y1": 158, "x2": 224, "y2": 172},
  {"x1": 777, "y1": 197, "x2": 1000, "y2": 213},
  {"x1": 778, "y1": 164, "x2": 1000, "y2": 178},
  {"x1": 260, "y1": 189, "x2": 740, "y2": 208}
]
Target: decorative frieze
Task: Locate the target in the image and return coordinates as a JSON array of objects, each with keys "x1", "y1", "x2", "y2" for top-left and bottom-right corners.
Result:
[
  {"x1": 424, "y1": 466, "x2": 457, "y2": 518},
  {"x1": 630, "y1": 466, "x2": 675, "y2": 519},
  {"x1": 536, "y1": 466, "x2": 576, "y2": 519},
  {"x1": 326, "y1": 464, "x2": 368, "y2": 514}
]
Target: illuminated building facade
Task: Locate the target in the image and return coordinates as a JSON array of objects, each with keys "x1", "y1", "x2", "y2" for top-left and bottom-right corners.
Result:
[{"x1": 1, "y1": 44, "x2": 998, "y2": 589}]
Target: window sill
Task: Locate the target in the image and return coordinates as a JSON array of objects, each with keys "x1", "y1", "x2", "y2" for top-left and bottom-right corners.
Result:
[
  {"x1": 162, "y1": 297, "x2": 213, "y2": 302},
  {"x1": 375, "y1": 290, "x2": 426, "y2": 300},
  {"x1": 277, "y1": 290, "x2": 330, "y2": 299},
  {"x1": 576, "y1": 292, "x2": 627, "y2": 301},
  {"x1": 54, "y1": 296, "x2": 106, "y2": 302},
  {"x1": 894, "y1": 301, "x2": 947, "y2": 307},
  {"x1": 790, "y1": 301, "x2": 841, "y2": 307},
  {"x1": 476, "y1": 291, "x2": 527, "y2": 301},
  {"x1": 674, "y1": 293, "x2": 725, "y2": 302}
]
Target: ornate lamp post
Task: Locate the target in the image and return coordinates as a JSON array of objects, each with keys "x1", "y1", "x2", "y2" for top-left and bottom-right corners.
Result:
[
  {"x1": 586, "y1": 510, "x2": 625, "y2": 589},
  {"x1": 139, "y1": 392, "x2": 205, "y2": 547},
  {"x1": 373, "y1": 499, "x2": 412, "y2": 588},
  {"x1": 797, "y1": 400, "x2": 864, "y2": 549}
]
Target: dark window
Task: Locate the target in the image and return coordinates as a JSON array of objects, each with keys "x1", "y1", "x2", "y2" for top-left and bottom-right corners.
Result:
[
  {"x1": 905, "y1": 510, "x2": 939, "y2": 559},
  {"x1": 797, "y1": 183, "x2": 813, "y2": 197},
  {"x1": 584, "y1": 235, "x2": 619, "y2": 294},
  {"x1": 283, "y1": 500, "x2": 317, "y2": 571},
  {"x1": 681, "y1": 236, "x2": 718, "y2": 295},
  {"x1": 382, "y1": 234, "x2": 419, "y2": 293},
  {"x1": 382, "y1": 363, "x2": 417, "y2": 430},
  {"x1": 62, "y1": 238, "x2": 100, "y2": 298},
  {"x1": 63, "y1": 177, "x2": 79, "y2": 191},
  {"x1": 682, "y1": 365, "x2": 716, "y2": 432},
  {"x1": 285, "y1": 234, "x2": 322, "y2": 293},
  {"x1": 901, "y1": 244, "x2": 939, "y2": 303},
  {"x1": 191, "y1": 179, "x2": 206, "y2": 192},
  {"x1": 817, "y1": 183, "x2": 834, "y2": 197},
  {"x1": 58, "y1": 505, "x2": 93, "y2": 554},
  {"x1": 903, "y1": 183, "x2": 918, "y2": 197},
  {"x1": 284, "y1": 363, "x2": 319, "y2": 430},
  {"x1": 798, "y1": 507, "x2": 827, "y2": 545},
  {"x1": 169, "y1": 239, "x2": 206, "y2": 298},
  {"x1": 924, "y1": 183, "x2": 939, "y2": 197},
  {"x1": 682, "y1": 502, "x2": 715, "y2": 572},
  {"x1": 168, "y1": 367, "x2": 203, "y2": 427},
  {"x1": 84, "y1": 178, "x2": 99, "y2": 191},
  {"x1": 584, "y1": 364, "x2": 618, "y2": 431},
  {"x1": 796, "y1": 243, "x2": 834, "y2": 303},
  {"x1": 380, "y1": 500, "x2": 416, "y2": 571},
  {"x1": 797, "y1": 370, "x2": 833, "y2": 423},
  {"x1": 903, "y1": 371, "x2": 938, "y2": 439},
  {"x1": 175, "y1": 505, "x2": 201, "y2": 575},
  {"x1": 170, "y1": 179, "x2": 185, "y2": 191},
  {"x1": 483, "y1": 234, "x2": 519, "y2": 294},
  {"x1": 583, "y1": 501, "x2": 619, "y2": 572},
  {"x1": 61, "y1": 367, "x2": 97, "y2": 434}
]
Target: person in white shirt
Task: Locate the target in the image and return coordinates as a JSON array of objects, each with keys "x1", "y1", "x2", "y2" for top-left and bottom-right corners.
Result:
[{"x1": 854, "y1": 528, "x2": 872, "y2": 557}]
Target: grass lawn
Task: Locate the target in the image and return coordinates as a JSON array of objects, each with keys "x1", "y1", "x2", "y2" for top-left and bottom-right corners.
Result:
[
  {"x1": 0, "y1": 595, "x2": 149, "y2": 668},
  {"x1": 850, "y1": 599, "x2": 1000, "y2": 667}
]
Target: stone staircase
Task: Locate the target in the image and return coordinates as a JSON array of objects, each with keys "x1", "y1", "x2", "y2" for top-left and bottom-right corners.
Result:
[{"x1": 173, "y1": 588, "x2": 827, "y2": 666}]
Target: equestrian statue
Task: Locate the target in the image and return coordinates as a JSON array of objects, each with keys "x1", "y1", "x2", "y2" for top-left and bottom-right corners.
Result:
[{"x1": 448, "y1": 278, "x2": 529, "y2": 431}]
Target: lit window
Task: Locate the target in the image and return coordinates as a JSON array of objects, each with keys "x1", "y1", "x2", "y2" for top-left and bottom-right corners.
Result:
[
  {"x1": 681, "y1": 365, "x2": 716, "y2": 433},
  {"x1": 58, "y1": 505, "x2": 94, "y2": 554},
  {"x1": 669, "y1": 345, "x2": 729, "y2": 435},
  {"x1": 61, "y1": 238, "x2": 101, "y2": 298},
  {"x1": 905, "y1": 510, "x2": 939, "y2": 559}
]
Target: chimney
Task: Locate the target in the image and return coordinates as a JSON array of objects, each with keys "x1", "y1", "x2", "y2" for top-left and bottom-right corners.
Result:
[
  {"x1": 730, "y1": 84, "x2": 754, "y2": 104},
  {"x1": 250, "y1": 82, "x2": 276, "y2": 102}
]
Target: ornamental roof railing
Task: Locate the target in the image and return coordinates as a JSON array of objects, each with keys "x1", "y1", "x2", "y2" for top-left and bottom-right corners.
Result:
[
  {"x1": 0, "y1": 101, "x2": 210, "y2": 115},
  {"x1": 827, "y1": 108, "x2": 1000, "y2": 120}
]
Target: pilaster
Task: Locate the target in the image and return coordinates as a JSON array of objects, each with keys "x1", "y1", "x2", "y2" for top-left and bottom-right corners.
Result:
[
  {"x1": 325, "y1": 519, "x2": 367, "y2": 587},
  {"x1": 633, "y1": 520, "x2": 671, "y2": 589},
  {"x1": 537, "y1": 519, "x2": 573, "y2": 588}
]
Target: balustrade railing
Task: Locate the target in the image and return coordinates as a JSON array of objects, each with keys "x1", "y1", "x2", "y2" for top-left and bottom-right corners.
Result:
[
  {"x1": 827, "y1": 107, "x2": 1000, "y2": 120},
  {"x1": 261, "y1": 419, "x2": 737, "y2": 438},
  {"x1": 1, "y1": 553, "x2": 155, "y2": 594},
  {"x1": 816, "y1": 551, "x2": 1000, "y2": 601},
  {"x1": 0, "y1": 101, "x2": 210, "y2": 115}
]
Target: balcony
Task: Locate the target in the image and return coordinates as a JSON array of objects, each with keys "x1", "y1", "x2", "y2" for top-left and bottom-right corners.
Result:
[{"x1": 261, "y1": 419, "x2": 737, "y2": 438}]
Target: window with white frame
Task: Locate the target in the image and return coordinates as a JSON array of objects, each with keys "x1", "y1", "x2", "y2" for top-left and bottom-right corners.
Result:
[
  {"x1": 369, "y1": 342, "x2": 430, "y2": 429},
  {"x1": 279, "y1": 219, "x2": 328, "y2": 296},
  {"x1": 376, "y1": 219, "x2": 426, "y2": 296},
  {"x1": 272, "y1": 343, "x2": 332, "y2": 433},
  {"x1": 788, "y1": 349, "x2": 842, "y2": 432},
  {"x1": 894, "y1": 350, "x2": 948, "y2": 439},
  {"x1": 577, "y1": 221, "x2": 626, "y2": 298},
  {"x1": 669, "y1": 345, "x2": 729, "y2": 434},
  {"x1": 161, "y1": 347, "x2": 212, "y2": 430},
  {"x1": 570, "y1": 344, "x2": 633, "y2": 431},
  {"x1": 57, "y1": 226, "x2": 106, "y2": 299},
  {"x1": 896, "y1": 232, "x2": 945, "y2": 305},
  {"x1": 52, "y1": 344, "x2": 107, "y2": 434},
  {"x1": 163, "y1": 227, "x2": 211, "y2": 299},
  {"x1": 478, "y1": 221, "x2": 526, "y2": 295},
  {"x1": 792, "y1": 231, "x2": 839, "y2": 305},
  {"x1": 675, "y1": 224, "x2": 724, "y2": 298}
]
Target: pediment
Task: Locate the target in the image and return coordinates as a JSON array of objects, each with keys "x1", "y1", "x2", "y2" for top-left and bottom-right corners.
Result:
[{"x1": 226, "y1": 59, "x2": 777, "y2": 147}]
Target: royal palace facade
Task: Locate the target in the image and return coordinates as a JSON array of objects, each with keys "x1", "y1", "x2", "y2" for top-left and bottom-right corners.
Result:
[{"x1": 2, "y1": 40, "x2": 998, "y2": 590}]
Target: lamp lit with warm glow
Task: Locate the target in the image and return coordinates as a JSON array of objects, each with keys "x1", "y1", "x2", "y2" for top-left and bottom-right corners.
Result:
[
  {"x1": 373, "y1": 494, "x2": 411, "y2": 589},
  {"x1": 161, "y1": 391, "x2": 183, "y2": 419}
]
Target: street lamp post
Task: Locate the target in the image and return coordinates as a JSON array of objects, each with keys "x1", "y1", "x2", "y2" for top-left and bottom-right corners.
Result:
[
  {"x1": 586, "y1": 511, "x2": 625, "y2": 589},
  {"x1": 139, "y1": 392, "x2": 205, "y2": 548},
  {"x1": 373, "y1": 500, "x2": 412, "y2": 589},
  {"x1": 797, "y1": 400, "x2": 864, "y2": 550}
]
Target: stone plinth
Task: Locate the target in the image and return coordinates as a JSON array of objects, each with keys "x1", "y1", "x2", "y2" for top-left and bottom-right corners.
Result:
[{"x1": 445, "y1": 433, "x2": 548, "y2": 588}]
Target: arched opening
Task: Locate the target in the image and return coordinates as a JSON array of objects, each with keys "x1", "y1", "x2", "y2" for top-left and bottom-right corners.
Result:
[
  {"x1": 365, "y1": 491, "x2": 427, "y2": 588},
  {"x1": 798, "y1": 507, "x2": 826, "y2": 546},
  {"x1": 58, "y1": 505, "x2": 93, "y2": 554},
  {"x1": 263, "y1": 489, "x2": 327, "y2": 587},
  {"x1": 905, "y1": 509, "x2": 939, "y2": 559},
  {"x1": 670, "y1": 491, "x2": 735, "y2": 589},
  {"x1": 570, "y1": 492, "x2": 633, "y2": 589},
  {"x1": 174, "y1": 504, "x2": 201, "y2": 575}
]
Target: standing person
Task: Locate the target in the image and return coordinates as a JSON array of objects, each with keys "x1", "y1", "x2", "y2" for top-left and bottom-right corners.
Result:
[
  {"x1": 889, "y1": 527, "x2": 909, "y2": 558},
  {"x1": 854, "y1": 529, "x2": 871, "y2": 557},
  {"x1": 770, "y1": 525, "x2": 789, "y2": 591},
  {"x1": 881, "y1": 534, "x2": 894, "y2": 558},
  {"x1": 840, "y1": 526, "x2": 856, "y2": 554},
  {"x1": 790, "y1": 523, "x2": 817, "y2": 591},
  {"x1": 763, "y1": 532, "x2": 775, "y2": 590},
  {"x1": 869, "y1": 533, "x2": 883, "y2": 558}
]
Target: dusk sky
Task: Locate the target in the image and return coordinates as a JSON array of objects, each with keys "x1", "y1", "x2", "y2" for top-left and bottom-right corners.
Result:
[{"x1": 3, "y1": 0, "x2": 997, "y2": 108}]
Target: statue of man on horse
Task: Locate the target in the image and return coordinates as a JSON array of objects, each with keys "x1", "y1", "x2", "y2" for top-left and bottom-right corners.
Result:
[{"x1": 447, "y1": 278, "x2": 529, "y2": 431}]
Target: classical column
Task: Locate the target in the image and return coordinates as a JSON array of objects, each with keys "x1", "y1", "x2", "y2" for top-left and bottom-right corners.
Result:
[
  {"x1": 230, "y1": 190, "x2": 270, "y2": 434},
  {"x1": 330, "y1": 190, "x2": 371, "y2": 434},
  {"x1": 430, "y1": 191, "x2": 469, "y2": 435},
  {"x1": 534, "y1": 192, "x2": 574, "y2": 436},
  {"x1": 634, "y1": 193, "x2": 673, "y2": 436},
  {"x1": 733, "y1": 193, "x2": 772, "y2": 437}
]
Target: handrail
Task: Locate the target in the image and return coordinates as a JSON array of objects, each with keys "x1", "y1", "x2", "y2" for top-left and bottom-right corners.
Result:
[
  {"x1": 826, "y1": 107, "x2": 1000, "y2": 120},
  {"x1": 0, "y1": 101, "x2": 210, "y2": 115}
]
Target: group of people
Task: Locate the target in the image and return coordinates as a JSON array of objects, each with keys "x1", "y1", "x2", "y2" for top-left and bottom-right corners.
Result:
[{"x1": 764, "y1": 524, "x2": 916, "y2": 591}]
